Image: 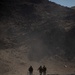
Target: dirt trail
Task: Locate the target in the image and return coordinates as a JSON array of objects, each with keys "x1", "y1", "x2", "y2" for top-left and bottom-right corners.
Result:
[{"x1": 0, "y1": 47, "x2": 75, "y2": 75}]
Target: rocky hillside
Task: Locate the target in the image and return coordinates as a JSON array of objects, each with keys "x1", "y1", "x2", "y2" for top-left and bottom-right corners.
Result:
[
  {"x1": 0, "y1": 0, "x2": 75, "y2": 74},
  {"x1": 71, "y1": 6, "x2": 75, "y2": 9},
  {"x1": 0, "y1": 0, "x2": 75, "y2": 60}
]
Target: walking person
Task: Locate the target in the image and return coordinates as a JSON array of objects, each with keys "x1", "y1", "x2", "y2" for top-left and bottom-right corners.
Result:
[
  {"x1": 42, "y1": 65, "x2": 47, "y2": 75},
  {"x1": 38, "y1": 66, "x2": 43, "y2": 75},
  {"x1": 28, "y1": 66, "x2": 33, "y2": 75}
]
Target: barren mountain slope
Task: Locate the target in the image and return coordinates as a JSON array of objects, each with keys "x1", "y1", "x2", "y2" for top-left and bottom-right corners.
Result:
[{"x1": 0, "y1": 0, "x2": 75, "y2": 75}]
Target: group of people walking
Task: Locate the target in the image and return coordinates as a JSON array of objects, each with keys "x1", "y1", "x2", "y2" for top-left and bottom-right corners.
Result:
[{"x1": 28, "y1": 65, "x2": 47, "y2": 75}]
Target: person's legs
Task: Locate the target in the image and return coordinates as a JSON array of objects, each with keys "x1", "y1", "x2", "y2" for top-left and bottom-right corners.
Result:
[
  {"x1": 40, "y1": 72, "x2": 42, "y2": 75},
  {"x1": 30, "y1": 72, "x2": 32, "y2": 75},
  {"x1": 31, "y1": 72, "x2": 33, "y2": 75}
]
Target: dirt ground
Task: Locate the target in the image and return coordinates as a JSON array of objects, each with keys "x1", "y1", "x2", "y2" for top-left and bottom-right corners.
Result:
[{"x1": 0, "y1": 47, "x2": 75, "y2": 75}]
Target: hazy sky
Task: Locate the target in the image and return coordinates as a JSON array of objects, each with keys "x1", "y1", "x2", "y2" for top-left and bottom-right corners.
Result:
[{"x1": 49, "y1": 0, "x2": 75, "y2": 7}]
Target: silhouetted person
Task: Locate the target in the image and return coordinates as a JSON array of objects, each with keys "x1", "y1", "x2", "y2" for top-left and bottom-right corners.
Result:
[
  {"x1": 38, "y1": 66, "x2": 43, "y2": 75},
  {"x1": 42, "y1": 65, "x2": 47, "y2": 75},
  {"x1": 28, "y1": 66, "x2": 33, "y2": 75}
]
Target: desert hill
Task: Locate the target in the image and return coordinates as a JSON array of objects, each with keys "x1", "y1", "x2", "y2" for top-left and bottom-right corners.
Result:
[
  {"x1": 0, "y1": 0, "x2": 75, "y2": 74},
  {"x1": 71, "y1": 6, "x2": 75, "y2": 9}
]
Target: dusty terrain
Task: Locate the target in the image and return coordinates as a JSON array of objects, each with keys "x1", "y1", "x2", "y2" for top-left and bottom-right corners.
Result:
[{"x1": 0, "y1": 46, "x2": 75, "y2": 75}]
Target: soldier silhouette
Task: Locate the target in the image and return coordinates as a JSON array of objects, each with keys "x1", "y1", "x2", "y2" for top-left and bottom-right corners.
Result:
[
  {"x1": 38, "y1": 66, "x2": 43, "y2": 75},
  {"x1": 28, "y1": 66, "x2": 33, "y2": 75},
  {"x1": 42, "y1": 65, "x2": 47, "y2": 75}
]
